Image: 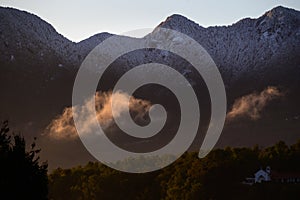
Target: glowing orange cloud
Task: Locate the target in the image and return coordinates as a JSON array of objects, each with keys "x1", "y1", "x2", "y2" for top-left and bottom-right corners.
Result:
[{"x1": 46, "y1": 91, "x2": 151, "y2": 140}]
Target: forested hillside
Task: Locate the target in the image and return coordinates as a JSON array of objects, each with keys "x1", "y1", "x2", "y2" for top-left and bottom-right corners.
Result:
[{"x1": 49, "y1": 140, "x2": 300, "y2": 200}]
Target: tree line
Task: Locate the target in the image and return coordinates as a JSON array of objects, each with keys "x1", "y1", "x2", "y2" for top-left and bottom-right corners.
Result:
[
  {"x1": 0, "y1": 121, "x2": 299, "y2": 199},
  {"x1": 49, "y1": 141, "x2": 300, "y2": 199}
]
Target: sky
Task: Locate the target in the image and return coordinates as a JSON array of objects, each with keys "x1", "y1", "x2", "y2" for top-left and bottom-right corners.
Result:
[{"x1": 1, "y1": 0, "x2": 300, "y2": 42}]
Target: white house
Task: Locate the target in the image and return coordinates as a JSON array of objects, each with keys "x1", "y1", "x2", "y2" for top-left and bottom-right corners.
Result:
[
  {"x1": 243, "y1": 166, "x2": 271, "y2": 185},
  {"x1": 243, "y1": 166, "x2": 300, "y2": 185},
  {"x1": 254, "y1": 166, "x2": 271, "y2": 183}
]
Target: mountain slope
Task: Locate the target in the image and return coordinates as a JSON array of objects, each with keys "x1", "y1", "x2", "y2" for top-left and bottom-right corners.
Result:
[
  {"x1": 158, "y1": 6, "x2": 300, "y2": 86},
  {"x1": 0, "y1": 6, "x2": 299, "y2": 169}
]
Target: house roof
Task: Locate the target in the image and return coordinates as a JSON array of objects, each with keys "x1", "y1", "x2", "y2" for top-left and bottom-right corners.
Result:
[{"x1": 255, "y1": 169, "x2": 269, "y2": 176}]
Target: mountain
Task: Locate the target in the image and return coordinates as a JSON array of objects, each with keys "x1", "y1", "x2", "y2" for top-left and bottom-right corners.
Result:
[{"x1": 0, "y1": 6, "x2": 299, "y2": 169}]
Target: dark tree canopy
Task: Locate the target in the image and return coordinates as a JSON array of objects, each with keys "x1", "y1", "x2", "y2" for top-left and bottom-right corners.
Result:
[
  {"x1": 48, "y1": 140, "x2": 300, "y2": 200},
  {"x1": 0, "y1": 121, "x2": 48, "y2": 200}
]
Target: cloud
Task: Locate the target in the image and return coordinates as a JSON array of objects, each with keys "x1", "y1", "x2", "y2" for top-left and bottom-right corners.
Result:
[
  {"x1": 46, "y1": 91, "x2": 151, "y2": 140},
  {"x1": 227, "y1": 86, "x2": 283, "y2": 121}
]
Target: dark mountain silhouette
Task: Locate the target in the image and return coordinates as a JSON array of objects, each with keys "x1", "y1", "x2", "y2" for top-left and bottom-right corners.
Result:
[{"x1": 0, "y1": 6, "x2": 299, "y2": 169}]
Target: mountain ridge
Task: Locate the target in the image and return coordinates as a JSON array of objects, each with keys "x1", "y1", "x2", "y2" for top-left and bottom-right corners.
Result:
[
  {"x1": 1, "y1": 6, "x2": 299, "y2": 75},
  {"x1": 0, "y1": 6, "x2": 300, "y2": 169}
]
